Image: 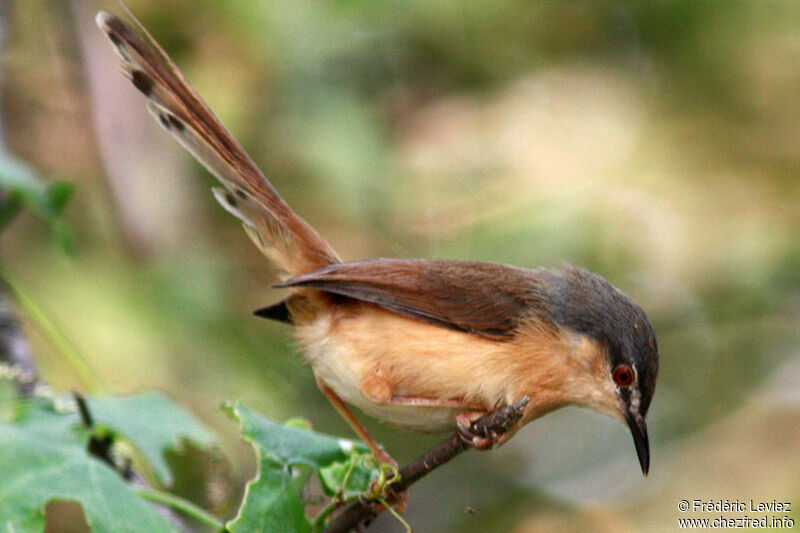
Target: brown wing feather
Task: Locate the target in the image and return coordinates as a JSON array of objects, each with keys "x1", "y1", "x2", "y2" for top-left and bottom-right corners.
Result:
[{"x1": 279, "y1": 259, "x2": 548, "y2": 339}]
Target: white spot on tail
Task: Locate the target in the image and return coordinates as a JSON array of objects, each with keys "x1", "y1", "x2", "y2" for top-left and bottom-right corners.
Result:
[{"x1": 212, "y1": 187, "x2": 254, "y2": 228}]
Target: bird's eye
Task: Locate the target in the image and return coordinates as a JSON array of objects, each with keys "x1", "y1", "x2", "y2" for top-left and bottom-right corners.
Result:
[{"x1": 612, "y1": 364, "x2": 635, "y2": 387}]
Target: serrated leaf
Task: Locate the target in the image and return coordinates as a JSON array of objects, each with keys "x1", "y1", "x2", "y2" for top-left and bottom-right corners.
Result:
[
  {"x1": 0, "y1": 409, "x2": 181, "y2": 533},
  {"x1": 88, "y1": 391, "x2": 214, "y2": 486},
  {"x1": 222, "y1": 401, "x2": 367, "y2": 469},
  {"x1": 229, "y1": 457, "x2": 310, "y2": 533},
  {"x1": 222, "y1": 402, "x2": 371, "y2": 533}
]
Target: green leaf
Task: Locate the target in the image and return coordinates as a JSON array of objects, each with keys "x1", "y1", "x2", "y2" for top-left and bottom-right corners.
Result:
[
  {"x1": 43, "y1": 181, "x2": 73, "y2": 214},
  {"x1": 229, "y1": 457, "x2": 311, "y2": 533},
  {"x1": 222, "y1": 402, "x2": 373, "y2": 533},
  {"x1": 318, "y1": 454, "x2": 376, "y2": 499},
  {"x1": 87, "y1": 391, "x2": 214, "y2": 486},
  {"x1": 12, "y1": 396, "x2": 87, "y2": 444},
  {"x1": 0, "y1": 150, "x2": 72, "y2": 246},
  {"x1": 223, "y1": 402, "x2": 367, "y2": 469},
  {"x1": 0, "y1": 399, "x2": 182, "y2": 533}
]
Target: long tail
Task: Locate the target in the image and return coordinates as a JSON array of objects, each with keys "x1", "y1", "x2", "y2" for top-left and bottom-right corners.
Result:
[{"x1": 96, "y1": 11, "x2": 340, "y2": 276}]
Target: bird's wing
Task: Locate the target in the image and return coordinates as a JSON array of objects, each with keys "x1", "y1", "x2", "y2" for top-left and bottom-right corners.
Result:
[{"x1": 277, "y1": 258, "x2": 544, "y2": 340}]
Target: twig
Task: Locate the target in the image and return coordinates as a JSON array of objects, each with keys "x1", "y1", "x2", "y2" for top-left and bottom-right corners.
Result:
[
  {"x1": 324, "y1": 397, "x2": 530, "y2": 533},
  {"x1": 0, "y1": 279, "x2": 39, "y2": 397}
]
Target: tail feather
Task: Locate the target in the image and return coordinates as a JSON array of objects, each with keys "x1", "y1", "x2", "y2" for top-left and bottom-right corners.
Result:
[{"x1": 96, "y1": 11, "x2": 340, "y2": 275}]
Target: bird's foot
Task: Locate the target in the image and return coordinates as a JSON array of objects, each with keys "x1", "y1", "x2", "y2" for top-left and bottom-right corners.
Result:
[{"x1": 456, "y1": 410, "x2": 499, "y2": 450}]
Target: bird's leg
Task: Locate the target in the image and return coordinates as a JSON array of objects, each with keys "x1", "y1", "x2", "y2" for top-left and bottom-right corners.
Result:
[
  {"x1": 315, "y1": 377, "x2": 407, "y2": 512},
  {"x1": 315, "y1": 377, "x2": 397, "y2": 467}
]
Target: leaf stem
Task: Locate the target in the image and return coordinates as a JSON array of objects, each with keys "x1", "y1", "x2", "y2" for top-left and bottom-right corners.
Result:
[
  {"x1": 377, "y1": 497, "x2": 411, "y2": 533},
  {"x1": 135, "y1": 487, "x2": 226, "y2": 531},
  {"x1": 311, "y1": 455, "x2": 361, "y2": 532},
  {"x1": 311, "y1": 499, "x2": 341, "y2": 532}
]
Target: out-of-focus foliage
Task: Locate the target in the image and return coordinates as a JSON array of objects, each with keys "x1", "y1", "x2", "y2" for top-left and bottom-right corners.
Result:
[
  {"x1": 2, "y1": 1, "x2": 798, "y2": 531},
  {"x1": 0, "y1": 151, "x2": 72, "y2": 247},
  {"x1": 0, "y1": 390, "x2": 380, "y2": 533},
  {"x1": 0, "y1": 392, "x2": 202, "y2": 532},
  {"x1": 87, "y1": 392, "x2": 215, "y2": 486}
]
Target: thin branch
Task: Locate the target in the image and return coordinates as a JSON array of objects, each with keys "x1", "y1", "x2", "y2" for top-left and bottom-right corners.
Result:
[
  {"x1": 0, "y1": 279, "x2": 40, "y2": 397},
  {"x1": 0, "y1": 0, "x2": 38, "y2": 395},
  {"x1": 324, "y1": 397, "x2": 530, "y2": 533}
]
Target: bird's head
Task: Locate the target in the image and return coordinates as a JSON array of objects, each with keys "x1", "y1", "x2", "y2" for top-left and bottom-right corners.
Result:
[{"x1": 541, "y1": 266, "x2": 659, "y2": 475}]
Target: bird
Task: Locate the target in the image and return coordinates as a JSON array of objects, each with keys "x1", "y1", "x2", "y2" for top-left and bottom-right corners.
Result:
[{"x1": 96, "y1": 10, "x2": 658, "y2": 477}]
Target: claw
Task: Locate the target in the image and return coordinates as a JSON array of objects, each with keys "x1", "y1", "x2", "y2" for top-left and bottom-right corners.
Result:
[{"x1": 456, "y1": 410, "x2": 499, "y2": 450}]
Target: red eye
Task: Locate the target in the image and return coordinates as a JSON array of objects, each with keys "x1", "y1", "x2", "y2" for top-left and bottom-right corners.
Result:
[{"x1": 613, "y1": 364, "x2": 635, "y2": 387}]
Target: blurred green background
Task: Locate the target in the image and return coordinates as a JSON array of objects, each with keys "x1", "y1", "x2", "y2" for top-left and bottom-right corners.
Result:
[{"x1": 2, "y1": 0, "x2": 799, "y2": 531}]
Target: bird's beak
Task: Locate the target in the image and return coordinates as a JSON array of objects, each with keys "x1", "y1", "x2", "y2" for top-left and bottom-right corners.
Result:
[{"x1": 625, "y1": 411, "x2": 649, "y2": 475}]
